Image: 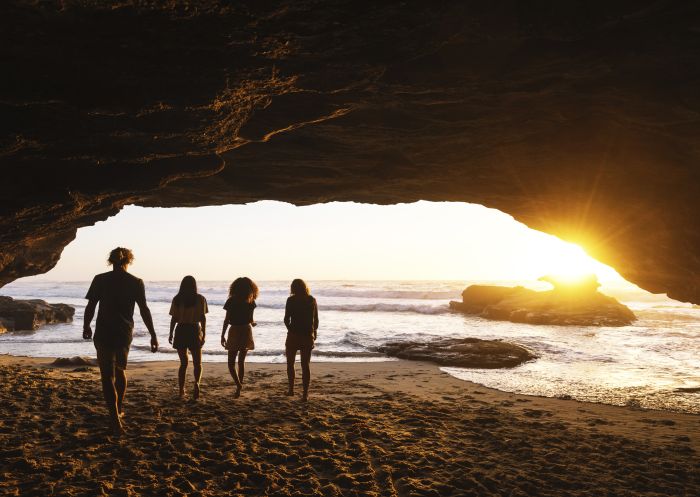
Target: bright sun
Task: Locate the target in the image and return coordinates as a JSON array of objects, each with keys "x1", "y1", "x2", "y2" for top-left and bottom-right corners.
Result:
[{"x1": 526, "y1": 239, "x2": 622, "y2": 284}]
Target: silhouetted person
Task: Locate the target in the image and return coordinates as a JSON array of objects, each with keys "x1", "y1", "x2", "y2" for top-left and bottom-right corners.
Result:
[
  {"x1": 221, "y1": 277, "x2": 258, "y2": 398},
  {"x1": 83, "y1": 247, "x2": 158, "y2": 435},
  {"x1": 284, "y1": 279, "x2": 318, "y2": 401},
  {"x1": 169, "y1": 275, "x2": 208, "y2": 400}
]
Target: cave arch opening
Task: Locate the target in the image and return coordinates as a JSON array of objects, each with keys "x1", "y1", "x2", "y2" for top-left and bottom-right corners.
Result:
[
  {"x1": 10, "y1": 201, "x2": 633, "y2": 285},
  {"x1": 1, "y1": 199, "x2": 666, "y2": 350},
  {"x1": 2, "y1": 201, "x2": 698, "y2": 411}
]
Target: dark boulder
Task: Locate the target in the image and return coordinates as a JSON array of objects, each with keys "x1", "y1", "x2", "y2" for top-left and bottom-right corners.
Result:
[
  {"x1": 376, "y1": 338, "x2": 536, "y2": 368},
  {"x1": 450, "y1": 279, "x2": 636, "y2": 327},
  {"x1": 52, "y1": 357, "x2": 95, "y2": 367},
  {"x1": 0, "y1": 296, "x2": 74, "y2": 332}
]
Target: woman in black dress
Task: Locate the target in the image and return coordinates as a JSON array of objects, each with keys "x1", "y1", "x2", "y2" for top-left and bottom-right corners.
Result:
[
  {"x1": 220, "y1": 277, "x2": 258, "y2": 398},
  {"x1": 169, "y1": 275, "x2": 208, "y2": 400},
  {"x1": 283, "y1": 279, "x2": 318, "y2": 401}
]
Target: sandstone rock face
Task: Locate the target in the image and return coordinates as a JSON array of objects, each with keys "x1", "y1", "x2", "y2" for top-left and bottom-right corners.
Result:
[
  {"x1": 450, "y1": 284, "x2": 636, "y2": 327},
  {"x1": 2, "y1": 2, "x2": 700, "y2": 304},
  {"x1": 0, "y1": 296, "x2": 75, "y2": 332},
  {"x1": 376, "y1": 338, "x2": 536, "y2": 369}
]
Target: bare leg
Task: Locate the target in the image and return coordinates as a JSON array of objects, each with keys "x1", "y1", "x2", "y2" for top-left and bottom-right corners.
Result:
[
  {"x1": 115, "y1": 368, "x2": 127, "y2": 415},
  {"x1": 285, "y1": 348, "x2": 296, "y2": 396},
  {"x1": 227, "y1": 350, "x2": 242, "y2": 397},
  {"x1": 99, "y1": 369, "x2": 123, "y2": 434},
  {"x1": 95, "y1": 347, "x2": 125, "y2": 434},
  {"x1": 238, "y1": 349, "x2": 248, "y2": 384},
  {"x1": 300, "y1": 347, "x2": 312, "y2": 402},
  {"x1": 191, "y1": 346, "x2": 202, "y2": 400},
  {"x1": 177, "y1": 348, "x2": 188, "y2": 398},
  {"x1": 100, "y1": 363, "x2": 124, "y2": 435}
]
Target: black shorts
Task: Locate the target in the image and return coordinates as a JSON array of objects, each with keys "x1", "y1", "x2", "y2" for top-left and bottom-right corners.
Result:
[
  {"x1": 95, "y1": 342, "x2": 129, "y2": 375},
  {"x1": 173, "y1": 323, "x2": 203, "y2": 350},
  {"x1": 285, "y1": 332, "x2": 315, "y2": 353}
]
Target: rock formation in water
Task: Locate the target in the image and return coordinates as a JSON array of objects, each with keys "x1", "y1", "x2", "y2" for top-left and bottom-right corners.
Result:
[
  {"x1": 376, "y1": 338, "x2": 536, "y2": 368},
  {"x1": 2, "y1": 2, "x2": 700, "y2": 304},
  {"x1": 450, "y1": 277, "x2": 636, "y2": 326},
  {"x1": 0, "y1": 297, "x2": 75, "y2": 332}
]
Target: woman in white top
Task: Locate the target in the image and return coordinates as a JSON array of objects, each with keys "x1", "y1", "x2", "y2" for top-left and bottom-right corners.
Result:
[{"x1": 169, "y1": 275, "x2": 208, "y2": 400}]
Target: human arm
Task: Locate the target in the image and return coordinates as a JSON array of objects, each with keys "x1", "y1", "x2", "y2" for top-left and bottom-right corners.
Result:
[
  {"x1": 168, "y1": 298, "x2": 177, "y2": 344},
  {"x1": 312, "y1": 298, "x2": 319, "y2": 340},
  {"x1": 138, "y1": 302, "x2": 158, "y2": 352},
  {"x1": 83, "y1": 299, "x2": 97, "y2": 339},
  {"x1": 83, "y1": 276, "x2": 100, "y2": 340},
  {"x1": 136, "y1": 281, "x2": 158, "y2": 352},
  {"x1": 283, "y1": 298, "x2": 292, "y2": 332},
  {"x1": 199, "y1": 295, "x2": 208, "y2": 345},
  {"x1": 169, "y1": 316, "x2": 176, "y2": 344},
  {"x1": 221, "y1": 313, "x2": 229, "y2": 348},
  {"x1": 249, "y1": 302, "x2": 256, "y2": 327}
]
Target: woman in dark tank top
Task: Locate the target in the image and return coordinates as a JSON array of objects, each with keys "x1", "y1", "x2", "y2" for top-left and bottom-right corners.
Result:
[{"x1": 283, "y1": 278, "x2": 319, "y2": 402}]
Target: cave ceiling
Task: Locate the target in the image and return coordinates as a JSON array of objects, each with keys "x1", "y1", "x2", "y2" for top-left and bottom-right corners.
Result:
[{"x1": 2, "y1": 1, "x2": 700, "y2": 302}]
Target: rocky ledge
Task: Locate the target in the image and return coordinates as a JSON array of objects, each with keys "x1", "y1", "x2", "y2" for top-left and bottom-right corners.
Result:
[
  {"x1": 450, "y1": 277, "x2": 636, "y2": 327},
  {"x1": 2, "y1": 2, "x2": 700, "y2": 306},
  {"x1": 376, "y1": 338, "x2": 536, "y2": 368},
  {"x1": 0, "y1": 296, "x2": 74, "y2": 332}
]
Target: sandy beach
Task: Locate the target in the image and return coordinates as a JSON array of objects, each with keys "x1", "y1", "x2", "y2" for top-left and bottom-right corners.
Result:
[{"x1": 0, "y1": 355, "x2": 698, "y2": 496}]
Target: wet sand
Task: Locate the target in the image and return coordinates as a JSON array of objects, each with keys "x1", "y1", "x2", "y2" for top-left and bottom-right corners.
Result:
[{"x1": 0, "y1": 354, "x2": 698, "y2": 496}]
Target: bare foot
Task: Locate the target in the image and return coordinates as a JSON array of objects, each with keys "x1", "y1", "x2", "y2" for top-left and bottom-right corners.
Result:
[
  {"x1": 111, "y1": 426, "x2": 125, "y2": 437},
  {"x1": 178, "y1": 389, "x2": 185, "y2": 399},
  {"x1": 285, "y1": 389, "x2": 294, "y2": 397},
  {"x1": 110, "y1": 415, "x2": 125, "y2": 436},
  {"x1": 193, "y1": 383, "x2": 200, "y2": 401},
  {"x1": 234, "y1": 385, "x2": 242, "y2": 398},
  {"x1": 302, "y1": 392, "x2": 309, "y2": 402}
]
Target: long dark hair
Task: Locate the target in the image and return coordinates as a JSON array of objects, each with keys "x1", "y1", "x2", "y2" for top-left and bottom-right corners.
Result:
[
  {"x1": 229, "y1": 277, "x2": 259, "y2": 304},
  {"x1": 174, "y1": 275, "x2": 198, "y2": 307},
  {"x1": 290, "y1": 278, "x2": 310, "y2": 297}
]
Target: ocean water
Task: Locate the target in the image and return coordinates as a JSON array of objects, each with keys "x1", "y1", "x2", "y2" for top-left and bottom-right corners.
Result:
[{"x1": 1, "y1": 280, "x2": 699, "y2": 413}]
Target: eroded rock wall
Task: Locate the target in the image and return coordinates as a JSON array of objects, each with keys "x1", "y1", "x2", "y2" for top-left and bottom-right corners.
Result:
[{"x1": 2, "y1": 1, "x2": 700, "y2": 301}]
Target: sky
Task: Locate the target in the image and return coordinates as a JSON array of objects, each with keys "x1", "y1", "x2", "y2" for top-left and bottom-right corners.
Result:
[{"x1": 25, "y1": 201, "x2": 630, "y2": 285}]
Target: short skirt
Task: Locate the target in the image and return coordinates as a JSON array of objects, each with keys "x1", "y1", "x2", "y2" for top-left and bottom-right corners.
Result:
[
  {"x1": 173, "y1": 323, "x2": 203, "y2": 350},
  {"x1": 226, "y1": 324, "x2": 255, "y2": 351},
  {"x1": 285, "y1": 332, "x2": 315, "y2": 352}
]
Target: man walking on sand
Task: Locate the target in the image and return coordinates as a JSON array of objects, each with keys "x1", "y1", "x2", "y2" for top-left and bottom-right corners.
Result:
[{"x1": 83, "y1": 247, "x2": 158, "y2": 434}]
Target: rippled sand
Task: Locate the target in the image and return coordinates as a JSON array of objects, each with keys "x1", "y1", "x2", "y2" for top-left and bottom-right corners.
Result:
[{"x1": 0, "y1": 356, "x2": 698, "y2": 496}]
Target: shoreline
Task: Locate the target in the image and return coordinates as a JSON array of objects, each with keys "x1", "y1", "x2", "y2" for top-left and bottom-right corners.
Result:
[
  {"x1": 3, "y1": 353, "x2": 699, "y2": 439},
  {"x1": 1, "y1": 354, "x2": 698, "y2": 495},
  {"x1": 3, "y1": 352, "x2": 700, "y2": 416},
  {"x1": 2, "y1": 279, "x2": 698, "y2": 419}
]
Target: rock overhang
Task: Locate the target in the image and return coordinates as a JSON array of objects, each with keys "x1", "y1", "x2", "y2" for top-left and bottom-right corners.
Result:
[{"x1": 2, "y1": 1, "x2": 699, "y2": 302}]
